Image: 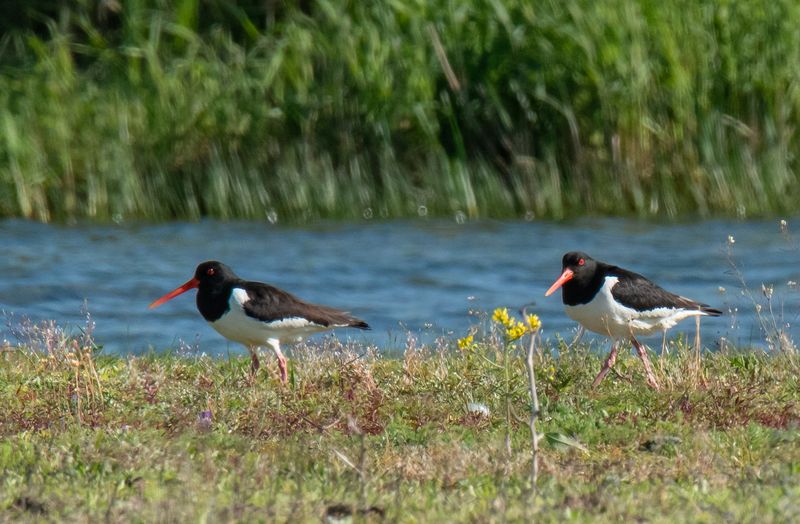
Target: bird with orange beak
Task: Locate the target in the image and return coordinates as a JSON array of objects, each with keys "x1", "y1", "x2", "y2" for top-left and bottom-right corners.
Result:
[
  {"x1": 150, "y1": 261, "x2": 369, "y2": 383},
  {"x1": 545, "y1": 252, "x2": 721, "y2": 389}
]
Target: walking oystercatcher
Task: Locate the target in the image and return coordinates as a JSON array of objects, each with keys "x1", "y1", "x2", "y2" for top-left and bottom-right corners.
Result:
[
  {"x1": 149, "y1": 261, "x2": 369, "y2": 383},
  {"x1": 544, "y1": 252, "x2": 721, "y2": 389}
]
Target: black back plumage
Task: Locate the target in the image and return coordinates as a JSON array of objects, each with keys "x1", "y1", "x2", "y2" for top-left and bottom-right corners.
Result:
[
  {"x1": 241, "y1": 281, "x2": 370, "y2": 328},
  {"x1": 193, "y1": 261, "x2": 370, "y2": 328},
  {"x1": 606, "y1": 265, "x2": 722, "y2": 315}
]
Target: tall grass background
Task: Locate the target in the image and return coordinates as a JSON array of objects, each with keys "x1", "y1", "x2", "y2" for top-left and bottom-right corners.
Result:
[{"x1": 1, "y1": 0, "x2": 799, "y2": 222}]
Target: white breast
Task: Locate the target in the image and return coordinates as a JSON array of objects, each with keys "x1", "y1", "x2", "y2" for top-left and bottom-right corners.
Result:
[
  {"x1": 208, "y1": 288, "x2": 329, "y2": 346},
  {"x1": 565, "y1": 277, "x2": 707, "y2": 338}
]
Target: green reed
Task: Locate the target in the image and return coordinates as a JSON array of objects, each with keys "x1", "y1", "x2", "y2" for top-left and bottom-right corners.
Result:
[{"x1": 1, "y1": 0, "x2": 799, "y2": 222}]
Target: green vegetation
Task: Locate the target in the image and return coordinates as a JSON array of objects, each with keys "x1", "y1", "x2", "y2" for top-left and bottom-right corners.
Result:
[
  {"x1": 1, "y1": 0, "x2": 799, "y2": 222},
  {"x1": 2, "y1": 326, "x2": 798, "y2": 521}
]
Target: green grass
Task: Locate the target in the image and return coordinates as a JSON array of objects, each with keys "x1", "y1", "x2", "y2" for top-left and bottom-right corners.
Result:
[
  {"x1": 1, "y1": 0, "x2": 800, "y2": 222},
  {"x1": 1, "y1": 335, "x2": 798, "y2": 522}
]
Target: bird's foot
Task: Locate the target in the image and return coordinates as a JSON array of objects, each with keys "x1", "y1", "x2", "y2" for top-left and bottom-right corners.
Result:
[
  {"x1": 591, "y1": 344, "x2": 619, "y2": 389},
  {"x1": 632, "y1": 339, "x2": 661, "y2": 390},
  {"x1": 250, "y1": 352, "x2": 260, "y2": 374},
  {"x1": 645, "y1": 372, "x2": 661, "y2": 391},
  {"x1": 277, "y1": 355, "x2": 288, "y2": 385}
]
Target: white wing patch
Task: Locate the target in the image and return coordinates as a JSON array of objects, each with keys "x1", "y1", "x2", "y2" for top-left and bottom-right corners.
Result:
[
  {"x1": 208, "y1": 287, "x2": 329, "y2": 346},
  {"x1": 262, "y1": 317, "x2": 322, "y2": 329},
  {"x1": 565, "y1": 276, "x2": 708, "y2": 338},
  {"x1": 231, "y1": 287, "x2": 250, "y2": 306}
]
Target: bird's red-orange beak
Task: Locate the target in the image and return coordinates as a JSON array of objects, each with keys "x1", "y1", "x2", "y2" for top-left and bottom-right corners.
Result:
[
  {"x1": 545, "y1": 268, "x2": 574, "y2": 297},
  {"x1": 149, "y1": 278, "x2": 199, "y2": 309}
]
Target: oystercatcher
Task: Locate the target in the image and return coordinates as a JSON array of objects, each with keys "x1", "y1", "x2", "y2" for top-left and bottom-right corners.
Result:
[
  {"x1": 149, "y1": 261, "x2": 369, "y2": 383},
  {"x1": 545, "y1": 252, "x2": 721, "y2": 389}
]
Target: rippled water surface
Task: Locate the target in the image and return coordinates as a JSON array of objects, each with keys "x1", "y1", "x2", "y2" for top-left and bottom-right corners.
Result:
[{"x1": 1, "y1": 218, "x2": 797, "y2": 355}]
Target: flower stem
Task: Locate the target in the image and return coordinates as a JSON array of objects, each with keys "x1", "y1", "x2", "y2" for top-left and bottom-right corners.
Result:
[{"x1": 524, "y1": 332, "x2": 540, "y2": 498}]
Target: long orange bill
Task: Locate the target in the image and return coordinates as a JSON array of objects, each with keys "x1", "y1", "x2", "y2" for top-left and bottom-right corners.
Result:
[
  {"x1": 544, "y1": 268, "x2": 574, "y2": 297},
  {"x1": 149, "y1": 278, "x2": 200, "y2": 309}
]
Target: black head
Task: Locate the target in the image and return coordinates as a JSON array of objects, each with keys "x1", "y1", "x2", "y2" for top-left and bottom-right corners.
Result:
[
  {"x1": 545, "y1": 251, "x2": 601, "y2": 297},
  {"x1": 561, "y1": 251, "x2": 598, "y2": 277},
  {"x1": 193, "y1": 261, "x2": 239, "y2": 289},
  {"x1": 149, "y1": 260, "x2": 240, "y2": 309}
]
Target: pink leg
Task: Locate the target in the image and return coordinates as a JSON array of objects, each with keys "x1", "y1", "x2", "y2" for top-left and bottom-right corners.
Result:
[
  {"x1": 632, "y1": 336, "x2": 660, "y2": 390},
  {"x1": 591, "y1": 340, "x2": 619, "y2": 388},
  {"x1": 694, "y1": 316, "x2": 702, "y2": 363},
  {"x1": 277, "y1": 354, "x2": 288, "y2": 384},
  {"x1": 251, "y1": 352, "x2": 260, "y2": 373},
  {"x1": 248, "y1": 346, "x2": 260, "y2": 375},
  {"x1": 267, "y1": 338, "x2": 288, "y2": 385}
]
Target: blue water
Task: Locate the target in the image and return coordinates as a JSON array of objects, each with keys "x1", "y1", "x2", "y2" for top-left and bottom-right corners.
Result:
[{"x1": 1, "y1": 218, "x2": 797, "y2": 355}]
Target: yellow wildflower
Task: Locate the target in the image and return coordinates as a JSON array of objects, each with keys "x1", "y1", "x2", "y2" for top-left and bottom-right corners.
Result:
[
  {"x1": 457, "y1": 335, "x2": 475, "y2": 351},
  {"x1": 506, "y1": 321, "x2": 528, "y2": 341},
  {"x1": 526, "y1": 314, "x2": 542, "y2": 332},
  {"x1": 492, "y1": 307, "x2": 512, "y2": 327}
]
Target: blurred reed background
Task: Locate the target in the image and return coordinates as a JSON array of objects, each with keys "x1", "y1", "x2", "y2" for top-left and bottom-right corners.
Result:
[{"x1": 1, "y1": 0, "x2": 798, "y2": 222}]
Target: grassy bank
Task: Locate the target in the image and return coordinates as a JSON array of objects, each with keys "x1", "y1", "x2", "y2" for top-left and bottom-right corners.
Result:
[
  {"x1": 1, "y1": 332, "x2": 798, "y2": 521},
  {"x1": 2, "y1": 1, "x2": 800, "y2": 222}
]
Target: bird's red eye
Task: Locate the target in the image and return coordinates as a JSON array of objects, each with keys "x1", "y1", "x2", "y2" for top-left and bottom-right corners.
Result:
[
  {"x1": 206, "y1": 268, "x2": 215, "y2": 276},
  {"x1": 578, "y1": 258, "x2": 585, "y2": 266}
]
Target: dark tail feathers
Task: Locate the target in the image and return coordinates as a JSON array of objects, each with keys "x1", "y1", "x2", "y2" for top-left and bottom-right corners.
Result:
[
  {"x1": 349, "y1": 319, "x2": 370, "y2": 330},
  {"x1": 701, "y1": 305, "x2": 723, "y2": 317}
]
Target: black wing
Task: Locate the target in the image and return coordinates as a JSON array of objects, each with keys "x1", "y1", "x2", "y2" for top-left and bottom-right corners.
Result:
[
  {"x1": 241, "y1": 281, "x2": 370, "y2": 329},
  {"x1": 607, "y1": 266, "x2": 722, "y2": 315}
]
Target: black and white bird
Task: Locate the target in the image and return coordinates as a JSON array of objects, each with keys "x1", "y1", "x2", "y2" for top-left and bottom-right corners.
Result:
[
  {"x1": 149, "y1": 261, "x2": 369, "y2": 383},
  {"x1": 545, "y1": 252, "x2": 721, "y2": 389}
]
